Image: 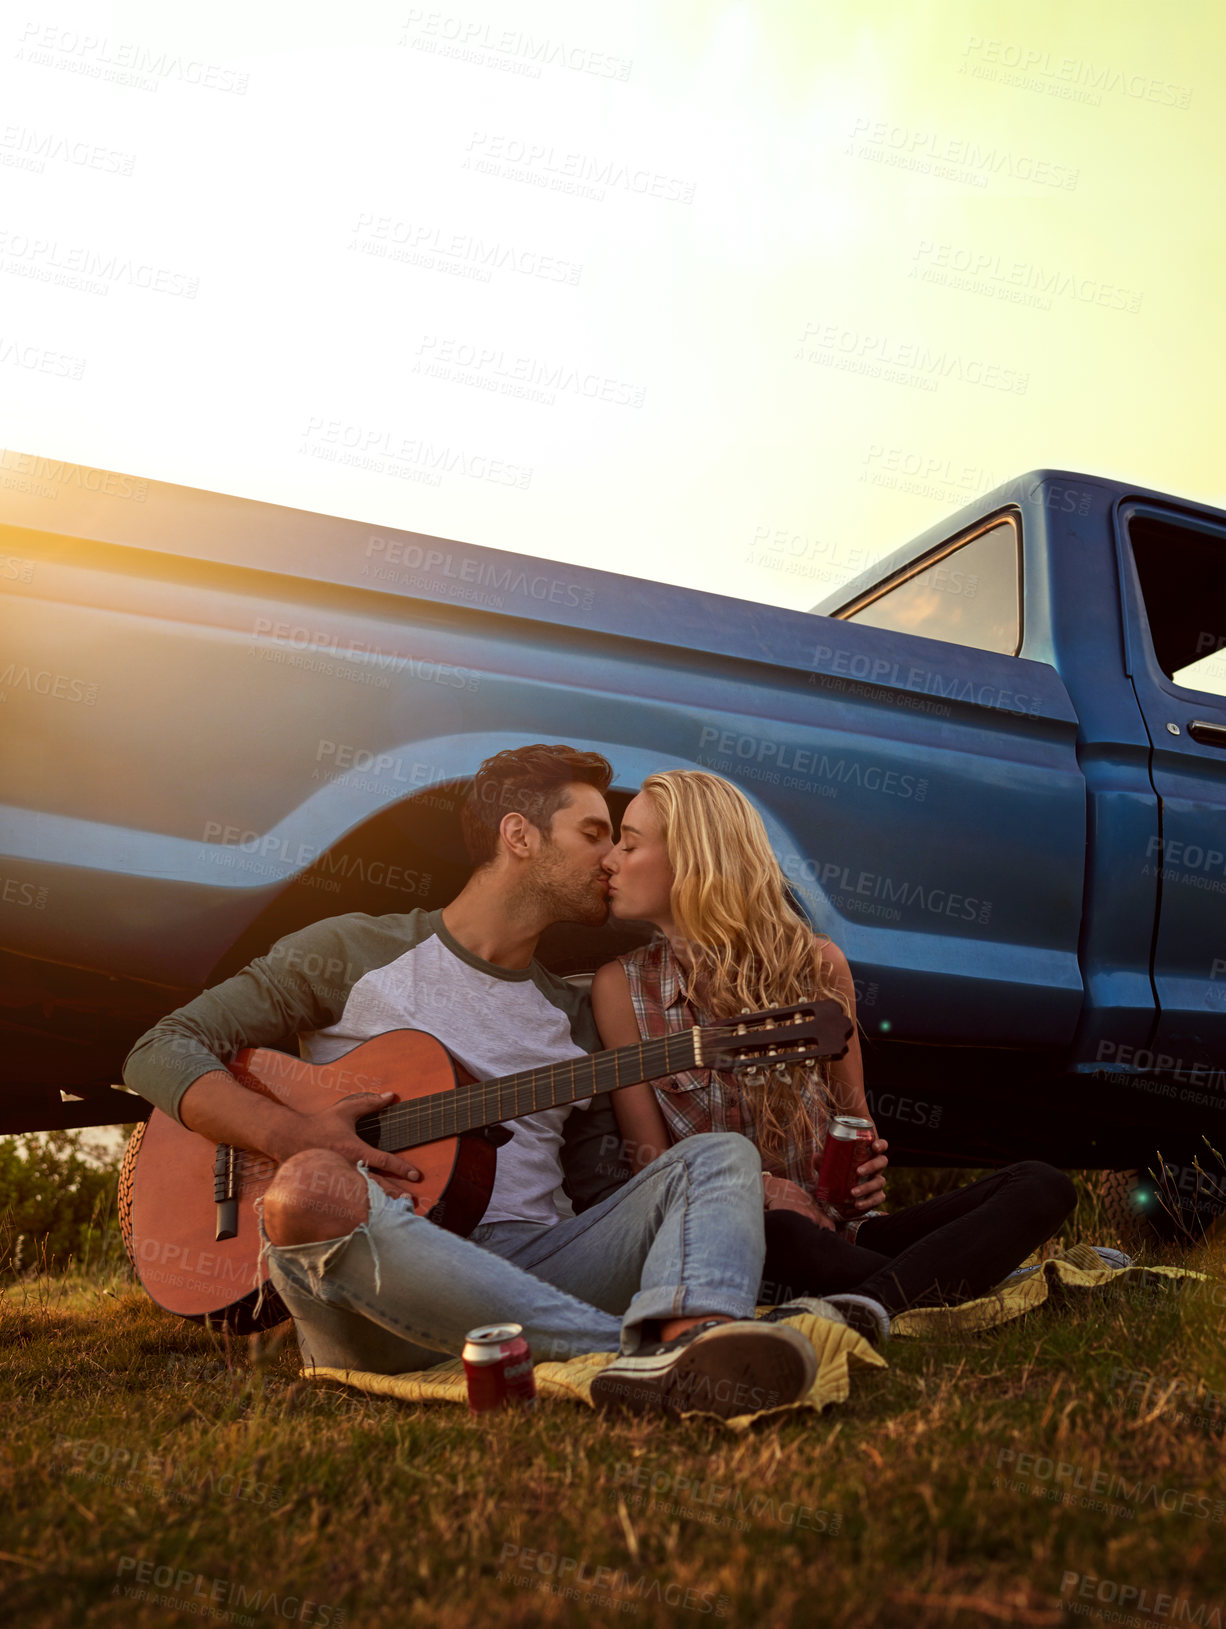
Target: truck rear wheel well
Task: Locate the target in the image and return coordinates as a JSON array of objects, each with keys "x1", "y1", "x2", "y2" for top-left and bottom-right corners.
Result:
[{"x1": 204, "y1": 780, "x2": 648, "y2": 987}]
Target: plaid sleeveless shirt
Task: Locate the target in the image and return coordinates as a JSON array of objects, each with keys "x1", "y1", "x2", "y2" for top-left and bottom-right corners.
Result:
[{"x1": 618, "y1": 937, "x2": 826, "y2": 1190}]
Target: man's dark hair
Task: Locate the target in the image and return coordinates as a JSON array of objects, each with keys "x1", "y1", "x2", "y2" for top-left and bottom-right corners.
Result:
[{"x1": 461, "y1": 744, "x2": 613, "y2": 867}]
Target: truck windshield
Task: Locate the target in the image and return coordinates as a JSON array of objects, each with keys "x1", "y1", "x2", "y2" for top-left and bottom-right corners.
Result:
[{"x1": 839, "y1": 516, "x2": 1021, "y2": 655}]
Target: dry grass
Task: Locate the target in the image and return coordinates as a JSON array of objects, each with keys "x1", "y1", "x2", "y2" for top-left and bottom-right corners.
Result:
[{"x1": 2, "y1": 1179, "x2": 1225, "y2": 1628}]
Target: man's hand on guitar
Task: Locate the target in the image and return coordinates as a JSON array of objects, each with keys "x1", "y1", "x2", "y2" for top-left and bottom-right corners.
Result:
[{"x1": 269, "y1": 1091, "x2": 423, "y2": 1190}]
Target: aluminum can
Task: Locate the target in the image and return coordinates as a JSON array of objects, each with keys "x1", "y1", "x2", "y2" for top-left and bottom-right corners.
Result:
[
  {"x1": 462, "y1": 1323, "x2": 537, "y2": 1413},
  {"x1": 814, "y1": 1116, "x2": 876, "y2": 1217}
]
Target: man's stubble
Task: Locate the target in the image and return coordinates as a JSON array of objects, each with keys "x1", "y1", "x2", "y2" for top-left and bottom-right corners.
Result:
[{"x1": 521, "y1": 835, "x2": 610, "y2": 929}]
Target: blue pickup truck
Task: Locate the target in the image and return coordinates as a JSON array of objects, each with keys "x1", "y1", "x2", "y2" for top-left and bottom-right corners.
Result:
[{"x1": 2, "y1": 451, "x2": 1224, "y2": 1225}]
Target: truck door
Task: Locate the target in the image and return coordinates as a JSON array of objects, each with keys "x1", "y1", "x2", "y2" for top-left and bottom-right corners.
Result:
[
  {"x1": 815, "y1": 511, "x2": 1088, "y2": 1052},
  {"x1": 1118, "y1": 501, "x2": 1226, "y2": 1072}
]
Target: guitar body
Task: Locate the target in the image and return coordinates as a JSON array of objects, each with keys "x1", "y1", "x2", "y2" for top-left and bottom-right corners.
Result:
[{"x1": 124, "y1": 1029, "x2": 493, "y2": 1333}]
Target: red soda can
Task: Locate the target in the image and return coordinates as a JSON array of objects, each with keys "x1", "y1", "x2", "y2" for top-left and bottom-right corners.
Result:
[
  {"x1": 461, "y1": 1323, "x2": 537, "y2": 1413},
  {"x1": 814, "y1": 1116, "x2": 876, "y2": 1217}
]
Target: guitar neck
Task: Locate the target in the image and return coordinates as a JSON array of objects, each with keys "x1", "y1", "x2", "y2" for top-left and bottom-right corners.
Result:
[{"x1": 359, "y1": 1029, "x2": 703, "y2": 1151}]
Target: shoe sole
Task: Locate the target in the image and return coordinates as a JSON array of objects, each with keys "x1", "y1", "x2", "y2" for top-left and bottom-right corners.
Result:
[{"x1": 591, "y1": 1323, "x2": 817, "y2": 1420}]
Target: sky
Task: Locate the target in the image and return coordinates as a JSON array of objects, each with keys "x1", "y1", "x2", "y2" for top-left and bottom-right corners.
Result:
[{"x1": 1, "y1": 0, "x2": 1222, "y2": 612}]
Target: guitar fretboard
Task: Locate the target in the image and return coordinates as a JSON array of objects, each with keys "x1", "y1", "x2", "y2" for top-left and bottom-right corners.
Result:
[{"x1": 354, "y1": 1029, "x2": 702, "y2": 1150}]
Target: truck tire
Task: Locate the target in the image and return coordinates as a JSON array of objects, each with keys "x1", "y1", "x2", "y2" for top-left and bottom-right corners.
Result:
[{"x1": 1100, "y1": 1150, "x2": 1226, "y2": 1247}]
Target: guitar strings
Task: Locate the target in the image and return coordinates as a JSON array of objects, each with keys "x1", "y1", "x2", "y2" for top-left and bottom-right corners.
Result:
[
  {"x1": 225, "y1": 1031, "x2": 688, "y2": 1179},
  {"x1": 224, "y1": 1016, "x2": 820, "y2": 1181}
]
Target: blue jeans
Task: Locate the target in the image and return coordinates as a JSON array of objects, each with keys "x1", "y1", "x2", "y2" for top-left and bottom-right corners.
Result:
[{"x1": 259, "y1": 1132, "x2": 765, "y2": 1374}]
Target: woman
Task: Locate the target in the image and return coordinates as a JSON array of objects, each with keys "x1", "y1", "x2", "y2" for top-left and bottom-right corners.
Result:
[{"x1": 592, "y1": 770, "x2": 1079, "y2": 1345}]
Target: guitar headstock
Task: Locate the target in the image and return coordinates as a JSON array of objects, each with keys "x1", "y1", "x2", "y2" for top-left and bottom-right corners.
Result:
[{"x1": 701, "y1": 1001, "x2": 852, "y2": 1071}]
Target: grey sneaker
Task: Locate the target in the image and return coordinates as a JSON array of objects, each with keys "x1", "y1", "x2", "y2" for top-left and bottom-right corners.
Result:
[
  {"x1": 764, "y1": 1292, "x2": 891, "y2": 1348},
  {"x1": 824, "y1": 1293, "x2": 892, "y2": 1347},
  {"x1": 1089, "y1": 1246, "x2": 1133, "y2": 1271},
  {"x1": 760, "y1": 1295, "x2": 849, "y2": 1327},
  {"x1": 590, "y1": 1319, "x2": 818, "y2": 1419}
]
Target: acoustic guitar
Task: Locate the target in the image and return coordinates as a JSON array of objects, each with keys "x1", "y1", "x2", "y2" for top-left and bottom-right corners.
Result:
[{"x1": 118, "y1": 1002, "x2": 851, "y2": 1333}]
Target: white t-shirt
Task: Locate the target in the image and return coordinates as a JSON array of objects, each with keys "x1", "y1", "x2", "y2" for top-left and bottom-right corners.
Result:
[{"x1": 299, "y1": 913, "x2": 593, "y2": 1226}]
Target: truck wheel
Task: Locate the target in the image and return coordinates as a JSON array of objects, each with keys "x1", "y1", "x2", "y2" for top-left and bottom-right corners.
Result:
[{"x1": 1100, "y1": 1149, "x2": 1226, "y2": 1248}]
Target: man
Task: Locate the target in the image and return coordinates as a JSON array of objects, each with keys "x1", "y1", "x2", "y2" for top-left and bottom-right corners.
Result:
[{"x1": 124, "y1": 744, "x2": 822, "y2": 1419}]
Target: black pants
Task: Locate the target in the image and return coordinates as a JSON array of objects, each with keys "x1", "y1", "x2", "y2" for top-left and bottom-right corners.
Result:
[{"x1": 761, "y1": 1161, "x2": 1078, "y2": 1315}]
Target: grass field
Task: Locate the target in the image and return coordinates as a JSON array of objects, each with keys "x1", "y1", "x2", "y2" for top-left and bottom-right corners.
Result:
[{"x1": 2, "y1": 1174, "x2": 1226, "y2": 1629}]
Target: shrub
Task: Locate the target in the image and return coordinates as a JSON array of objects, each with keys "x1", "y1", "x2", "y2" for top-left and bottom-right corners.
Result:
[{"x1": 0, "y1": 1128, "x2": 132, "y2": 1277}]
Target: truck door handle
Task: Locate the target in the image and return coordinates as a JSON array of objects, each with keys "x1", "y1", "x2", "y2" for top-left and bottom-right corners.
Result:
[{"x1": 1187, "y1": 719, "x2": 1226, "y2": 748}]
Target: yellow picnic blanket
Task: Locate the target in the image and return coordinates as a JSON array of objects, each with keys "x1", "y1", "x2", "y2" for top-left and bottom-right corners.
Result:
[
  {"x1": 309, "y1": 1312, "x2": 881, "y2": 1432},
  {"x1": 306, "y1": 1246, "x2": 1207, "y2": 1430},
  {"x1": 892, "y1": 1241, "x2": 1204, "y2": 1335}
]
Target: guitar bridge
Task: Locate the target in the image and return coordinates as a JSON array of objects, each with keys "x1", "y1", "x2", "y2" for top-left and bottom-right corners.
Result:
[{"x1": 213, "y1": 1144, "x2": 239, "y2": 1242}]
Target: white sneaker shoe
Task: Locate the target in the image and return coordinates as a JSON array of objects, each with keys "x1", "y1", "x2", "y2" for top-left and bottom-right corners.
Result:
[{"x1": 591, "y1": 1318, "x2": 818, "y2": 1419}]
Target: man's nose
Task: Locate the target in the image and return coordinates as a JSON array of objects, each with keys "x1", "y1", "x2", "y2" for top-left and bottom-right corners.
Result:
[{"x1": 601, "y1": 847, "x2": 619, "y2": 873}]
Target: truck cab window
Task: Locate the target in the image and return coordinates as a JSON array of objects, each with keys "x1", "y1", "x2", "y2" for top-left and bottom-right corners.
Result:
[
  {"x1": 839, "y1": 517, "x2": 1021, "y2": 656},
  {"x1": 1129, "y1": 514, "x2": 1226, "y2": 697}
]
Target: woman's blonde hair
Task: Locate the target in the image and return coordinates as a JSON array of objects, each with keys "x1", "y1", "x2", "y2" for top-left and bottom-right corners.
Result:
[{"x1": 639, "y1": 770, "x2": 848, "y2": 1159}]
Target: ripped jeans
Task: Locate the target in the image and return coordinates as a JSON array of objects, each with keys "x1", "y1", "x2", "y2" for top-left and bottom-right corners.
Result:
[{"x1": 258, "y1": 1132, "x2": 765, "y2": 1374}]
